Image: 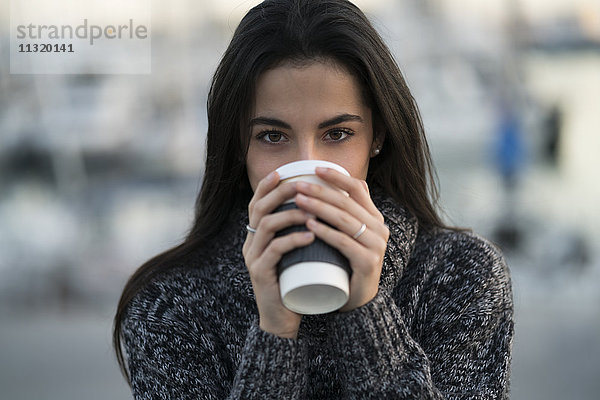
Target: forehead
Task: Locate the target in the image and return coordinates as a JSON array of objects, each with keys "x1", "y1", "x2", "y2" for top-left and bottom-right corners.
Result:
[{"x1": 253, "y1": 61, "x2": 367, "y2": 118}]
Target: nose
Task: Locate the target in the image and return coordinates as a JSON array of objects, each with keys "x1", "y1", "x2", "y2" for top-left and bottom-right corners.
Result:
[{"x1": 296, "y1": 137, "x2": 318, "y2": 161}]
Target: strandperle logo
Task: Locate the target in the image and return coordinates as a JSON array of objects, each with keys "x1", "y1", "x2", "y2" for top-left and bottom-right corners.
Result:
[
  {"x1": 16, "y1": 19, "x2": 148, "y2": 45},
  {"x1": 10, "y1": 0, "x2": 151, "y2": 74}
]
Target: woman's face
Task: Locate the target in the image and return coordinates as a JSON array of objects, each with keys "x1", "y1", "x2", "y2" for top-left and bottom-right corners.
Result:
[{"x1": 246, "y1": 60, "x2": 380, "y2": 191}]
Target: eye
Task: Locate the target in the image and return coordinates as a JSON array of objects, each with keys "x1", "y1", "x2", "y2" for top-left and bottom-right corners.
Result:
[
  {"x1": 257, "y1": 130, "x2": 286, "y2": 144},
  {"x1": 324, "y1": 128, "x2": 353, "y2": 142}
]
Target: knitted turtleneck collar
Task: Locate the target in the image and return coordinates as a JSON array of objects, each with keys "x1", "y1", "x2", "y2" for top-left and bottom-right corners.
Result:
[{"x1": 368, "y1": 186, "x2": 419, "y2": 292}]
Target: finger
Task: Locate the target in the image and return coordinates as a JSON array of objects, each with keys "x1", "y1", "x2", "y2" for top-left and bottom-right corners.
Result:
[
  {"x1": 248, "y1": 181, "x2": 298, "y2": 227},
  {"x1": 249, "y1": 231, "x2": 315, "y2": 284},
  {"x1": 252, "y1": 171, "x2": 280, "y2": 199},
  {"x1": 247, "y1": 171, "x2": 279, "y2": 229},
  {"x1": 304, "y1": 218, "x2": 380, "y2": 274},
  {"x1": 248, "y1": 171, "x2": 281, "y2": 220},
  {"x1": 246, "y1": 208, "x2": 310, "y2": 261},
  {"x1": 314, "y1": 167, "x2": 381, "y2": 217},
  {"x1": 294, "y1": 181, "x2": 381, "y2": 234},
  {"x1": 295, "y1": 179, "x2": 388, "y2": 237},
  {"x1": 295, "y1": 192, "x2": 386, "y2": 243}
]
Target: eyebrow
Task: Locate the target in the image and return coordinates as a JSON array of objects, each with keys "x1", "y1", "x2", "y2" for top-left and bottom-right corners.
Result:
[
  {"x1": 318, "y1": 114, "x2": 363, "y2": 128},
  {"x1": 248, "y1": 117, "x2": 291, "y2": 129},
  {"x1": 248, "y1": 113, "x2": 364, "y2": 129}
]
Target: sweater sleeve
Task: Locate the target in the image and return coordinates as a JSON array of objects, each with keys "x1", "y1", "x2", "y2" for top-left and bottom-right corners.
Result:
[
  {"x1": 229, "y1": 324, "x2": 308, "y2": 399},
  {"x1": 328, "y1": 291, "x2": 444, "y2": 399},
  {"x1": 122, "y1": 290, "x2": 308, "y2": 399},
  {"x1": 327, "y1": 235, "x2": 513, "y2": 400}
]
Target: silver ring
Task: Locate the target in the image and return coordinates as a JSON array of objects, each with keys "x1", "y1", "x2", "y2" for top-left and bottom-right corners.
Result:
[
  {"x1": 352, "y1": 223, "x2": 367, "y2": 239},
  {"x1": 246, "y1": 224, "x2": 257, "y2": 233}
]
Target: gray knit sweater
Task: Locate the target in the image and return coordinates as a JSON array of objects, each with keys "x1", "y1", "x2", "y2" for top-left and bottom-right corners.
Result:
[{"x1": 122, "y1": 188, "x2": 513, "y2": 399}]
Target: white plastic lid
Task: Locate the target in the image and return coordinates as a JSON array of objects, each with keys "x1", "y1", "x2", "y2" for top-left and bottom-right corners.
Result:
[{"x1": 276, "y1": 160, "x2": 349, "y2": 181}]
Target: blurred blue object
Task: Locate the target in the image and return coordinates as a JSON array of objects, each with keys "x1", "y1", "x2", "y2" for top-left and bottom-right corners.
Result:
[{"x1": 495, "y1": 105, "x2": 525, "y2": 187}]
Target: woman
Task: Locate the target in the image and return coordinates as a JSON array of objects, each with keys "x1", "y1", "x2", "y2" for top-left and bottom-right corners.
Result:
[{"x1": 113, "y1": 0, "x2": 514, "y2": 399}]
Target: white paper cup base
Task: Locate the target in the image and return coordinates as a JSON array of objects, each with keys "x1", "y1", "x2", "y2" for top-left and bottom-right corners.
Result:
[{"x1": 279, "y1": 261, "x2": 349, "y2": 314}]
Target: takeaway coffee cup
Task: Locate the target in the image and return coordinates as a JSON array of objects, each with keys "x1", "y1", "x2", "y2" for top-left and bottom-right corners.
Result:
[{"x1": 274, "y1": 160, "x2": 352, "y2": 314}]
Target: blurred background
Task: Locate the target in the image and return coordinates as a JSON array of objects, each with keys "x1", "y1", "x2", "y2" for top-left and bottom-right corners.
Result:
[{"x1": 1, "y1": 0, "x2": 599, "y2": 399}]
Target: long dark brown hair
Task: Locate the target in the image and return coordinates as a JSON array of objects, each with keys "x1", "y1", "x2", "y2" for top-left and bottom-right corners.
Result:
[{"x1": 114, "y1": 0, "x2": 446, "y2": 383}]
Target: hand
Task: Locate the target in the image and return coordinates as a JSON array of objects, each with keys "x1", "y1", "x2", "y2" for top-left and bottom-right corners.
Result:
[
  {"x1": 242, "y1": 171, "x2": 315, "y2": 339},
  {"x1": 294, "y1": 167, "x2": 389, "y2": 312}
]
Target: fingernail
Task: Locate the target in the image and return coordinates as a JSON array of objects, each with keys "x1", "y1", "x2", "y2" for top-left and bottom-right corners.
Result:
[
  {"x1": 315, "y1": 167, "x2": 328, "y2": 173},
  {"x1": 306, "y1": 218, "x2": 317, "y2": 228},
  {"x1": 296, "y1": 193, "x2": 307, "y2": 202},
  {"x1": 297, "y1": 181, "x2": 310, "y2": 190},
  {"x1": 303, "y1": 231, "x2": 314, "y2": 240},
  {"x1": 266, "y1": 171, "x2": 277, "y2": 182}
]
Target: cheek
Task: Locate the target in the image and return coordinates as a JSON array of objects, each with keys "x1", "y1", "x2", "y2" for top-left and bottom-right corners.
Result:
[
  {"x1": 344, "y1": 141, "x2": 373, "y2": 180},
  {"x1": 246, "y1": 162, "x2": 261, "y2": 193},
  {"x1": 347, "y1": 158, "x2": 370, "y2": 181},
  {"x1": 246, "y1": 149, "x2": 275, "y2": 192}
]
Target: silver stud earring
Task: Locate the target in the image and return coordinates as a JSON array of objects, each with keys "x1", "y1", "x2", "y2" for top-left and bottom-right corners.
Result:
[{"x1": 374, "y1": 148, "x2": 380, "y2": 156}]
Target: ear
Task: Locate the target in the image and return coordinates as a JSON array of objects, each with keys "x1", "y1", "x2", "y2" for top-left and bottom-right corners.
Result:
[{"x1": 370, "y1": 131, "x2": 385, "y2": 157}]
